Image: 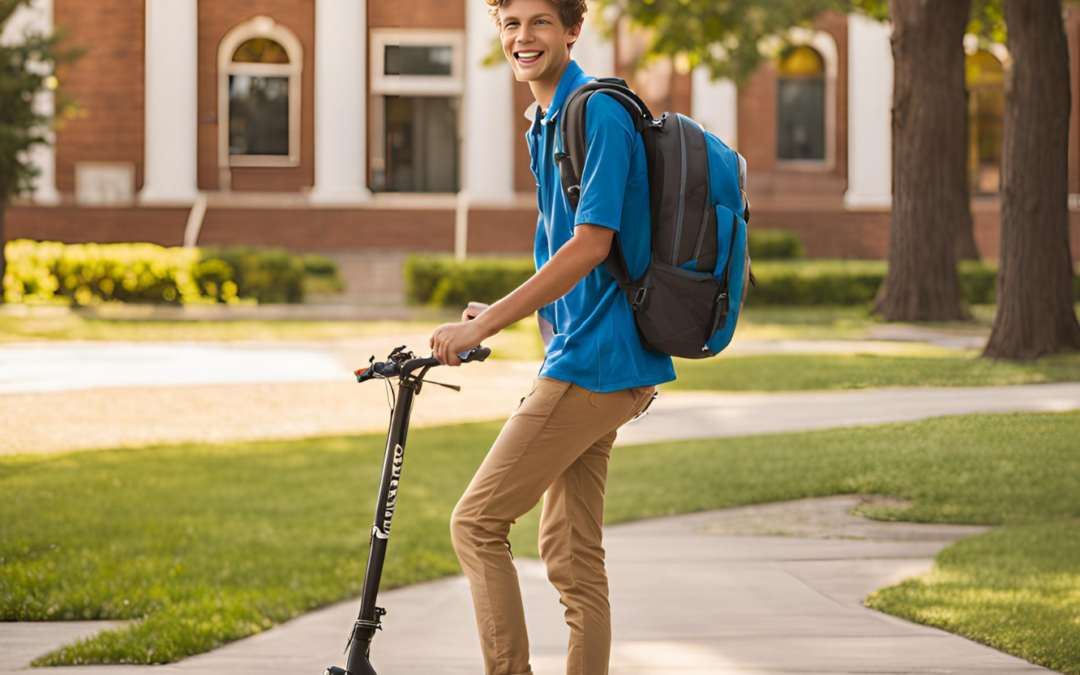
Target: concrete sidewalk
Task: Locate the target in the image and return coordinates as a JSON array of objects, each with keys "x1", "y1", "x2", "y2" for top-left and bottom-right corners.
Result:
[
  {"x1": 5, "y1": 374, "x2": 1079, "y2": 457},
  {"x1": 616, "y1": 382, "x2": 1080, "y2": 446},
  {"x1": 2, "y1": 495, "x2": 1054, "y2": 674}
]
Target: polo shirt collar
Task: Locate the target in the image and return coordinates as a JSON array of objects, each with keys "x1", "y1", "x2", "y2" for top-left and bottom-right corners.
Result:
[{"x1": 541, "y1": 59, "x2": 588, "y2": 125}]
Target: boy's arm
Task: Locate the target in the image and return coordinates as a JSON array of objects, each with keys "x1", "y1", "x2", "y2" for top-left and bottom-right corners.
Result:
[
  {"x1": 430, "y1": 94, "x2": 633, "y2": 366},
  {"x1": 430, "y1": 225, "x2": 612, "y2": 366}
]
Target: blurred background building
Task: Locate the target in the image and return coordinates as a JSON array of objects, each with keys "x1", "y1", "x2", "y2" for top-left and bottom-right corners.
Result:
[{"x1": 4, "y1": 0, "x2": 1080, "y2": 300}]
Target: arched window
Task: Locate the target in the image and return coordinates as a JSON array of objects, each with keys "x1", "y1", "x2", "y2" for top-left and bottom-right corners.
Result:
[
  {"x1": 777, "y1": 45, "x2": 826, "y2": 162},
  {"x1": 217, "y1": 17, "x2": 303, "y2": 179},
  {"x1": 966, "y1": 49, "x2": 1005, "y2": 195}
]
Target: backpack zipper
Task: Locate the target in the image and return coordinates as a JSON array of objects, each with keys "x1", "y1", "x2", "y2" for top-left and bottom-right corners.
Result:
[
  {"x1": 710, "y1": 211, "x2": 740, "y2": 337},
  {"x1": 691, "y1": 186, "x2": 712, "y2": 265},
  {"x1": 671, "y1": 115, "x2": 687, "y2": 265}
]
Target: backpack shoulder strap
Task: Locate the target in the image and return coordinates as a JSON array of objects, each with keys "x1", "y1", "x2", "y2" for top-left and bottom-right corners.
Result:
[{"x1": 555, "y1": 79, "x2": 653, "y2": 292}]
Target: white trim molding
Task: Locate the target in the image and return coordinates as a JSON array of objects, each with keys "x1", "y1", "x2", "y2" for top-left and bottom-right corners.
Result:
[
  {"x1": 844, "y1": 14, "x2": 893, "y2": 209},
  {"x1": 217, "y1": 16, "x2": 304, "y2": 189},
  {"x1": 310, "y1": 0, "x2": 370, "y2": 204}
]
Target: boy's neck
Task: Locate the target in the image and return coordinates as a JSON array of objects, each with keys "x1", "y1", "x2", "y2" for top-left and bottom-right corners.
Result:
[{"x1": 531, "y1": 60, "x2": 571, "y2": 113}]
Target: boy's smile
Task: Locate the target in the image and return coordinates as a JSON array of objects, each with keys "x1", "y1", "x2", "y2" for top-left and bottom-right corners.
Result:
[{"x1": 498, "y1": 0, "x2": 581, "y2": 109}]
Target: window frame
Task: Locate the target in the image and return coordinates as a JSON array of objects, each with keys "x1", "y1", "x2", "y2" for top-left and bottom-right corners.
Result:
[
  {"x1": 370, "y1": 29, "x2": 465, "y2": 97},
  {"x1": 217, "y1": 16, "x2": 304, "y2": 173},
  {"x1": 369, "y1": 29, "x2": 465, "y2": 194},
  {"x1": 773, "y1": 30, "x2": 837, "y2": 172}
]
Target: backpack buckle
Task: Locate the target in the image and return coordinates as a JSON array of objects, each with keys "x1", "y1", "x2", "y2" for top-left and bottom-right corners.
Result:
[{"x1": 631, "y1": 287, "x2": 648, "y2": 309}]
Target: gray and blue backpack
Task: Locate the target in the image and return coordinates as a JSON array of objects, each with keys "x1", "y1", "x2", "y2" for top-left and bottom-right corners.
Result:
[{"x1": 556, "y1": 78, "x2": 754, "y2": 359}]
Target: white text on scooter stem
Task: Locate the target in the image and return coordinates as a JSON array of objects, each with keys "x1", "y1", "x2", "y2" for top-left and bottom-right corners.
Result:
[{"x1": 382, "y1": 444, "x2": 405, "y2": 535}]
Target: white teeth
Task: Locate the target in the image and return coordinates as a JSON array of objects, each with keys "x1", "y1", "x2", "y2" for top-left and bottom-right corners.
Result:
[{"x1": 518, "y1": 52, "x2": 542, "y2": 59}]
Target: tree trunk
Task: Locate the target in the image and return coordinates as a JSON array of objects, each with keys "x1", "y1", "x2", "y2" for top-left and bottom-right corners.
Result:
[
  {"x1": 983, "y1": 0, "x2": 1080, "y2": 360},
  {"x1": 874, "y1": 0, "x2": 971, "y2": 321}
]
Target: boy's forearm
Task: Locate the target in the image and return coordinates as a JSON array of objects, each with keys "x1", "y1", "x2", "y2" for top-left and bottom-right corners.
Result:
[{"x1": 475, "y1": 236, "x2": 606, "y2": 339}]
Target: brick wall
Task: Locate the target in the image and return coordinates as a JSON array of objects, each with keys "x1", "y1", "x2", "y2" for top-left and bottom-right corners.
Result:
[
  {"x1": 53, "y1": 0, "x2": 145, "y2": 195},
  {"x1": 468, "y1": 208, "x2": 538, "y2": 253},
  {"x1": 198, "y1": 0, "x2": 316, "y2": 192},
  {"x1": 197, "y1": 208, "x2": 456, "y2": 251},
  {"x1": 368, "y1": 0, "x2": 465, "y2": 29},
  {"x1": 6, "y1": 207, "x2": 189, "y2": 246}
]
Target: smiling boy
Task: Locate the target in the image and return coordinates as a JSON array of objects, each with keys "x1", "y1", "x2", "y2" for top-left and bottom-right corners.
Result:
[{"x1": 430, "y1": 1, "x2": 675, "y2": 673}]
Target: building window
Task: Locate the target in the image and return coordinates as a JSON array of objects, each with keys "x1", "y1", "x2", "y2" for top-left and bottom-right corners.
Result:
[
  {"x1": 777, "y1": 45, "x2": 826, "y2": 162},
  {"x1": 217, "y1": 17, "x2": 303, "y2": 174},
  {"x1": 370, "y1": 30, "x2": 464, "y2": 193},
  {"x1": 966, "y1": 49, "x2": 1005, "y2": 195}
]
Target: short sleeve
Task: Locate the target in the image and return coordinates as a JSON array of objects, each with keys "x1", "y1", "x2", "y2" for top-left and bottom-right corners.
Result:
[{"x1": 571, "y1": 93, "x2": 635, "y2": 233}]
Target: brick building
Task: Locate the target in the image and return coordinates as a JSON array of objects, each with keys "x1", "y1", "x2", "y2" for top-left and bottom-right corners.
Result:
[{"x1": 4, "y1": 0, "x2": 1080, "y2": 290}]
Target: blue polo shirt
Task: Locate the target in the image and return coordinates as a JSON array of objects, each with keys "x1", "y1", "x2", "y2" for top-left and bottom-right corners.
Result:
[{"x1": 527, "y1": 60, "x2": 676, "y2": 393}]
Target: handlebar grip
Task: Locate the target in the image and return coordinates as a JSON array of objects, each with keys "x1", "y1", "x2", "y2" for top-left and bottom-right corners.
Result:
[{"x1": 459, "y1": 346, "x2": 491, "y2": 363}]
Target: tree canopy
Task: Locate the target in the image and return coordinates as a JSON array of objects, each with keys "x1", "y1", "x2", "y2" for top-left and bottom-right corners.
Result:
[{"x1": 0, "y1": 0, "x2": 79, "y2": 202}]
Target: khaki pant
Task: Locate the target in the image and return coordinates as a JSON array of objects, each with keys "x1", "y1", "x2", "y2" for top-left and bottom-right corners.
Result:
[{"x1": 450, "y1": 376, "x2": 656, "y2": 675}]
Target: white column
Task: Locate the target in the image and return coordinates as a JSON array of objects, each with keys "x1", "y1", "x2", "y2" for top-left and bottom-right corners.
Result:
[
  {"x1": 845, "y1": 14, "x2": 893, "y2": 209},
  {"x1": 691, "y1": 66, "x2": 738, "y2": 149},
  {"x1": 309, "y1": 0, "x2": 370, "y2": 203},
  {"x1": 573, "y1": 14, "x2": 615, "y2": 78},
  {"x1": 141, "y1": 0, "x2": 198, "y2": 205},
  {"x1": 464, "y1": 0, "x2": 514, "y2": 204},
  {"x1": 1, "y1": 0, "x2": 60, "y2": 204}
]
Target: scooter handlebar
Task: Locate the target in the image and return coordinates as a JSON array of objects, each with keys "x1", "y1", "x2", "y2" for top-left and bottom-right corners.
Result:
[{"x1": 355, "y1": 345, "x2": 490, "y2": 383}]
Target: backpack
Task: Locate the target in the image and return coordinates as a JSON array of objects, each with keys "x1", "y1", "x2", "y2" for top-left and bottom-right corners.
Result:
[{"x1": 555, "y1": 78, "x2": 755, "y2": 359}]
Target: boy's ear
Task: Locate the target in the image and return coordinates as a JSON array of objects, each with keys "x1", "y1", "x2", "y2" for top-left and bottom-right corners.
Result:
[{"x1": 568, "y1": 21, "x2": 583, "y2": 47}]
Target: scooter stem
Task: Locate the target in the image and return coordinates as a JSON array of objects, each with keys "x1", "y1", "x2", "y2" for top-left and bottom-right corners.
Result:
[{"x1": 331, "y1": 379, "x2": 419, "y2": 675}]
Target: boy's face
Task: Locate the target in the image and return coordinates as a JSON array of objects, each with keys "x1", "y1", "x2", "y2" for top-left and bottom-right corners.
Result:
[{"x1": 497, "y1": 0, "x2": 581, "y2": 85}]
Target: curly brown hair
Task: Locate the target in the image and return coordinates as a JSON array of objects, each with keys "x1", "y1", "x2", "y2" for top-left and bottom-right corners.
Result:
[{"x1": 485, "y1": 0, "x2": 587, "y2": 30}]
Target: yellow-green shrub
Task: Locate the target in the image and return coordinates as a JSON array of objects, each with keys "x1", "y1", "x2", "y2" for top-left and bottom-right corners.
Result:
[{"x1": 3, "y1": 240, "x2": 340, "y2": 306}]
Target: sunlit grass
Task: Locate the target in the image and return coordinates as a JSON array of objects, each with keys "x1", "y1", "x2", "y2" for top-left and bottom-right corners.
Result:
[
  {"x1": 3, "y1": 411, "x2": 1079, "y2": 671},
  {"x1": 670, "y1": 349, "x2": 1080, "y2": 391}
]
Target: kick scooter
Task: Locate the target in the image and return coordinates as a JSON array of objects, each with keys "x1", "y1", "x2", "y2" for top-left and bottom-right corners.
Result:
[{"x1": 324, "y1": 343, "x2": 490, "y2": 675}]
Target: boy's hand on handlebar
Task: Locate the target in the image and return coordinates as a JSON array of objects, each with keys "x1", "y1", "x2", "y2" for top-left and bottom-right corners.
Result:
[
  {"x1": 430, "y1": 318, "x2": 489, "y2": 367},
  {"x1": 462, "y1": 301, "x2": 490, "y2": 322}
]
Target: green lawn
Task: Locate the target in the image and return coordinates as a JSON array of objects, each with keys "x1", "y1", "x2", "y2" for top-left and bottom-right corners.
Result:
[
  {"x1": 670, "y1": 349, "x2": 1080, "y2": 391},
  {"x1": 2, "y1": 412, "x2": 1078, "y2": 672},
  {"x1": 0, "y1": 314, "x2": 446, "y2": 343},
  {"x1": 0, "y1": 305, "x2": 941, "y2": 345}
]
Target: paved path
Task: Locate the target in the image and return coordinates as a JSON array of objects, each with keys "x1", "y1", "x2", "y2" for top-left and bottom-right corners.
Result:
[
  {"x1": 5, "y1": 369, "x2": 1080, "y2": 457},
  {"x1": 617, "y1": 382, "x2": 1080, "y2": 446},
  {"x1": 0, "y1": 337, "x2": 944, "y2": 396},
  {"x1": 1, "y1": 495, "x2": 1054, "y2": 674}
]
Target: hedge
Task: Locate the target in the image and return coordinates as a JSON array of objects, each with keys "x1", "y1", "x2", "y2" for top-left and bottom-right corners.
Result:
[
  {"x1": 405, "y1": 254, "x2": 1080, "y2": 308},
  {"x1": 748, "y1": 229, "x2": 804, "y2": 260},
  {"x1": 3, "y1": 240, "x2": 343, "y2": 306}
]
